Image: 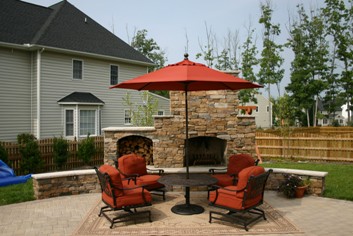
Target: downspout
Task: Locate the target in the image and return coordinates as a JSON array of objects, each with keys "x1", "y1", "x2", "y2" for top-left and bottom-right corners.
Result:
[{"x1": 36, "y1": 48, "x2": 44, "y2": 139}]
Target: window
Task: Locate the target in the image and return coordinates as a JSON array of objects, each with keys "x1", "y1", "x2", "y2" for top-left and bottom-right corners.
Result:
[
  {"x1": 124, "y1": 110, "x2": 131, "y2": 124},
  {"x1": 65, "y1": 109, "x2": 74, "y2": 136},
  {"x1": 266, "y1": 106, "x2": 270, "y2": 112},
  {"x1": 110, "y1": 65, "x2": 118, "y2": 85},
  {"x1": 323, "y1": 119, "x2": 328, "y2": 124},
  {"x1": 73, "y1": 60, "x2": 83, "y2": 80},
  {"x1": 80, "y1": 110, "x2": 96, "y2": 136},
  {"x1": 158, "y1": 110, "x2": 164, "y2": 116},
  {"x1": 256, "y1": 106, "x2": 259, "y2": 112}
]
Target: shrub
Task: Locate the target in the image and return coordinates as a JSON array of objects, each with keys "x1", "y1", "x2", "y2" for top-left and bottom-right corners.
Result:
[
  {"x1": 77, "y1": 134, "x2": 96, "y2": 166},
  {"x1": 17, "y1": 133, "x2": 43, "y2": 174},
  {"x1": 0, "y1": 143, "x2": 9, "y2": 164},
  {"x1": 53, "y1": 136, "x2": 69, "y2": 170}
]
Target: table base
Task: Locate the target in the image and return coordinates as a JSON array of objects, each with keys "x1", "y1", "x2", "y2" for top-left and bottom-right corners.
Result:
[{"x1": 171, "y1": 204, "x2": 204, "y2": 215}]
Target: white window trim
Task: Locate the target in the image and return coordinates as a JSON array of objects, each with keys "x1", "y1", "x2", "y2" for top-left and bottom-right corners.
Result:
[
  {"x1": 79, "y1": 108, "x2": 97, "y2": 137},
  {"x1": 124, "y1": 109, "x2": 132, "y2": 125},
  {"x1": 72, "y1": 59, "x2": 84, "y2": 80},
  {"x1": 64, "y1": 108, "x2": 75, "y2": 137},
  {"x1": 110, "y1": 64, "x2": 119, "y2": 85},
  {"x1": 62, "y1": 105, "x2": 101, "y2": 139}
]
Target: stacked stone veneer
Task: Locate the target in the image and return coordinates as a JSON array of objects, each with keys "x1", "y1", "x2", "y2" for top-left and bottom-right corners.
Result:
[
  {"x1": 31, "y1": 168, "x2": 326, "y2": 199},
  {"x1": 32, "y1": 170, "x2": 100, "y2": 199},
  {"x1": 104, "y1": 90, "x2": 257, "y2": 168}
]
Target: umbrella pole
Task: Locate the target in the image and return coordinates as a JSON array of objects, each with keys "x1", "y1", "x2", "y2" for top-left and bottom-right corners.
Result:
[{"x1": 185, "y1": 89, "x2": 189, "y2": 179}]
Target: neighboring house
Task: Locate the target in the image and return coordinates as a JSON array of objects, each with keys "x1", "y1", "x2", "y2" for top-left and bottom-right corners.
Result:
[
  {"x1": 239, "y1": 94, "x2": 273, "y2": 128},
  {"x1": 317, "y1": 100, "x2": 347, "y2": 126},
  {"x1": 0, "y1": 0, "x2": 170, "y2": 142}
]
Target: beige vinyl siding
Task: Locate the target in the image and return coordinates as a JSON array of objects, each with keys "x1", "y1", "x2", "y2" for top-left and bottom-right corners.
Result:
[
  {"x1": 244, "y1": 94, "x2": 272, "y2": 128},
  {"x1": 38, "y1": 51, "x2": 153, "y2": 139},
  {"x1": 0, "y1": 48, "x2": 32, "y2": 141}
]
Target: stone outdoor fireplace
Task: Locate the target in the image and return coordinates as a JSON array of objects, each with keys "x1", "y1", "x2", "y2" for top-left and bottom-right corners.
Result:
[{"x1": 103, "y1": 89, "x2": 257, "y2": 168}]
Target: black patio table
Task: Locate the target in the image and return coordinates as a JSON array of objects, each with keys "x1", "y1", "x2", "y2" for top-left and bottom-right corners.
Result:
[{"x1": 158, "y1": 174, "x2": 217, "y2": 215}]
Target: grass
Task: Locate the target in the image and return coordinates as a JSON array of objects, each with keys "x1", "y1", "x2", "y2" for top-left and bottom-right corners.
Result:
[
  {"x1": 0, "y1": 179, "x2": 35, "y2": 206},
  {"x1": 260, "y1": 161, "x2": 353, "y2": 201}
]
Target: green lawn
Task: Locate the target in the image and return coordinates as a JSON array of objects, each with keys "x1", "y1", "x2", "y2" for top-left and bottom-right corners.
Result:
[
  {"x1": 0, "y1": 179, "x2": 35, "y2": 206},
  {"x1": 260, "y1": 161, "x2": 353, "y2": 201}
]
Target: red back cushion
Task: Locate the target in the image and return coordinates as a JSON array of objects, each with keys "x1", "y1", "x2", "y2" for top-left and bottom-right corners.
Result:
[
  {"x1": 235, "y1": 166, "x2": 265, "y2": 198},
  {"x1": 117, "y1": 153, "x2": 148, "y2": 176},
  {"x1": 226, "y1": 154, "x2": 256, "y2": 175},
  {"x1": 99, "y1": 165, "x2": 124, "y2": 197}
]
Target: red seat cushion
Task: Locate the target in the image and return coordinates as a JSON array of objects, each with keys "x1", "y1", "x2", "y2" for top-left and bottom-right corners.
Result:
[
  {"x1": 212, "y1": 174, "x2": 234, "y2": 187},
  {"x1": 118, "y1": 154, "x2": 148, "y2": 177},
  {"x1": 138, "y1": 175, "x2": 164, "y2": 190},
  {"x1": 226, "y1": 154, "x2": 256, "y2": 176},
  {"x1": 99, "y1": 165, "x2": 123, "y2": 197},
  {"x1": 102, "y1": 186, "x2": 152, "y2": 209},
  {"x1": 209, "y1": 186, "x2": 243, "y2": 209},
  {"x1": 209, "y1": 166, "x2": 265, "y2": 210}
]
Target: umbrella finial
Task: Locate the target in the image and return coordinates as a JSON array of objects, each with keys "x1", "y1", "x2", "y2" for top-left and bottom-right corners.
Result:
[{"x1": 184, "y1": 53, "x2": 189, "y2": 60}]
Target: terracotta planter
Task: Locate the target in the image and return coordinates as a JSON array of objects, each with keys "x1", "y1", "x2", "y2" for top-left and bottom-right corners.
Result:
[{"x1": 295, "y1": 186, "x2": 308, "y2": 198}]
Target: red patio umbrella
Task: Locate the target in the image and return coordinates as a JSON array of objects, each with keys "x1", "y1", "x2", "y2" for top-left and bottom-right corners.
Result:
[{"x1": 110, "y1": 54, "x2": 262, "y2": 214}]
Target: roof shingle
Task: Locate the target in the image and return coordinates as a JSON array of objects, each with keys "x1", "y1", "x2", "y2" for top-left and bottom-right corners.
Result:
[{"x1": 0, "y1": 0, "x2": 152, "y2": 65}]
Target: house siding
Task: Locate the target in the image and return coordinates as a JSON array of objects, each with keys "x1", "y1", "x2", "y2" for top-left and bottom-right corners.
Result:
[
  {"x1": 0, "y1": 48, "x2": 32, "y2": 142},
  {"x1": 37, "y1": 51, "x2": 168, "y2": 139},
  {"x1": 244, "y1": 94, "x2": 272, "y2": 128}
]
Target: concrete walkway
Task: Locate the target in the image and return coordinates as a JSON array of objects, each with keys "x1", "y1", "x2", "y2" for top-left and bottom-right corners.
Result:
[{"x1": 0, "y1": 191, "x2": 352, "y2": 236}]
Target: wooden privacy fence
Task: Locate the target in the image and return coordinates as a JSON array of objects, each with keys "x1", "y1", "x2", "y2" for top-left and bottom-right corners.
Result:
[
  {"x1": 256, "y1": 128, "x2": 353, "y2": 162},
  {"x1": 1, "y1": 136, "x2": 104, "y2": 175}
]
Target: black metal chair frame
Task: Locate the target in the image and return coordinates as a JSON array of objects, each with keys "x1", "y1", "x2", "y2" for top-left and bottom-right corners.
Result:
[
  {"x1": 114, "y1": 159, "x2": 166, "y2": 200},
  {"x1": 209, "y1": 169, "x2": 272, "y2": 231},
  {"x1": 94, "y1": 167, "x2": 152, "y2": 228}
]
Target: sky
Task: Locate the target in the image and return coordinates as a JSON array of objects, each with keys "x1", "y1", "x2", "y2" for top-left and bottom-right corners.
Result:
[{"x1": 23, "y1": 0, "x2": 326, "y2": 97}]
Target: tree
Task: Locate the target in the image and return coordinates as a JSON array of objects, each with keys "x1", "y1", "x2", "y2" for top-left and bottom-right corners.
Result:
[
  {"x1": 239, "y1": 26, "x2": 259, "y2": 104},
  {"x1": 123, "y1": 91, "x2": 159, "y2": 126},
  {"x1": 323, "y1": 0, "x2": 353, "y2": 123},
  {"x1": 286, "y1": 5, "x2": 329, "y2": 127},
  {"x1": 196, "y1": 22, "x2": 217, "y2": 67},
  {"x1": 258, "y1": 1, "x2": 285, "y2": 127},
  {"x1": 0, "y1": 143, "x2": 9, "y2": 165},
  {"x1": 131, "y1": 29, "x2": 166, "y2": 72},
  {"x1": 17, "y1": 133, "x2": 43, "y2": 174},
  {"x1": 77, "y1": 134, "x2": 96, "y2": 166},
  {"x1": 272, "y1": 94, "x2": 297, "y2": 127},
  {"x1": 131, "y1": 29, "x2": 168, "y2": 97},
  {"x1": 53, "y1": 136, "x2": 69, "y2": 170}
]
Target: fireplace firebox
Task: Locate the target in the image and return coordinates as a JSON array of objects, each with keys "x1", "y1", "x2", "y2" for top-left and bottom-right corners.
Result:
[{"x1": 185, "y1": 136, "x2": 226, "y2": 166}]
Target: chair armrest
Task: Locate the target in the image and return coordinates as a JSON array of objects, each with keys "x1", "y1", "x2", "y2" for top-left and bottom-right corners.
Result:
[
  {"x1": 209, "y1": 167, "x2": 227, "y2": 175},
  {"x1": 147, "y1": 168, "x2": 164, "y2": 175}
]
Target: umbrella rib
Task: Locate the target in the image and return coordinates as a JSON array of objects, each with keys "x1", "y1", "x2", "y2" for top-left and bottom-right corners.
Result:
[{"x1": 138, "y1": 83, "x2": 151, "y2": 91}]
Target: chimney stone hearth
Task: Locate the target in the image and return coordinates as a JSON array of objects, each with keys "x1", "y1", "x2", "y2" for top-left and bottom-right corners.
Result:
[{"x1": 103, "y1": 90, "x2": 257, "y2": 168}]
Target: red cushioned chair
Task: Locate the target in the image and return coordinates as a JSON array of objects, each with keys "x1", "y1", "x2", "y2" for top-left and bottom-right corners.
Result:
[
  {"x1": 208, "y1": 166, "x2": 272, "y2": 231},
  {"x1": 94, "y1": 165, "x2": 152, "y2": 228},
  {"x1": 116, "y1": 153, "x2": 166, "y2": 200},
  {"x1": 209, "y1": 153, "x2": 259, "y2": 187}
]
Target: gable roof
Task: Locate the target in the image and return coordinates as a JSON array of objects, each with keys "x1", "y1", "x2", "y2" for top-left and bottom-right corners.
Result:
[
  {"x1": 0, "y1": 0, "x2": 153, "y2": 65},
  {"x1": 57, "y1": 92, "x2": 105, "y2": 105}
]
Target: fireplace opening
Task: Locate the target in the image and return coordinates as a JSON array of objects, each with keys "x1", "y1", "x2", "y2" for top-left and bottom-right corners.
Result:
[
  {"x1": 117, "y1": 135, "x2": 153, "y2": 164},
  {"x1": 185, "y1": 136, "x2": 227, "y2": 166}
]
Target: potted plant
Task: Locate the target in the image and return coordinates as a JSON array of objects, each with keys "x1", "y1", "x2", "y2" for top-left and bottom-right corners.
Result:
[{"x1": 278, "y1": 174, "x2": 310, "y2": 198}]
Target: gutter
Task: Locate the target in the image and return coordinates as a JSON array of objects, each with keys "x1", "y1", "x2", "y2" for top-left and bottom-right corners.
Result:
[{"x1": 36, "y1": 48, "x2": 45, "y2": 139}]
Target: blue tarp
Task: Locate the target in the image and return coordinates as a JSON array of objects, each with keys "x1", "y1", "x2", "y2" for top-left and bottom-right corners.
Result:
[{"x1": 0, "y1": 160, "x2": 31, "y2": 187}]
